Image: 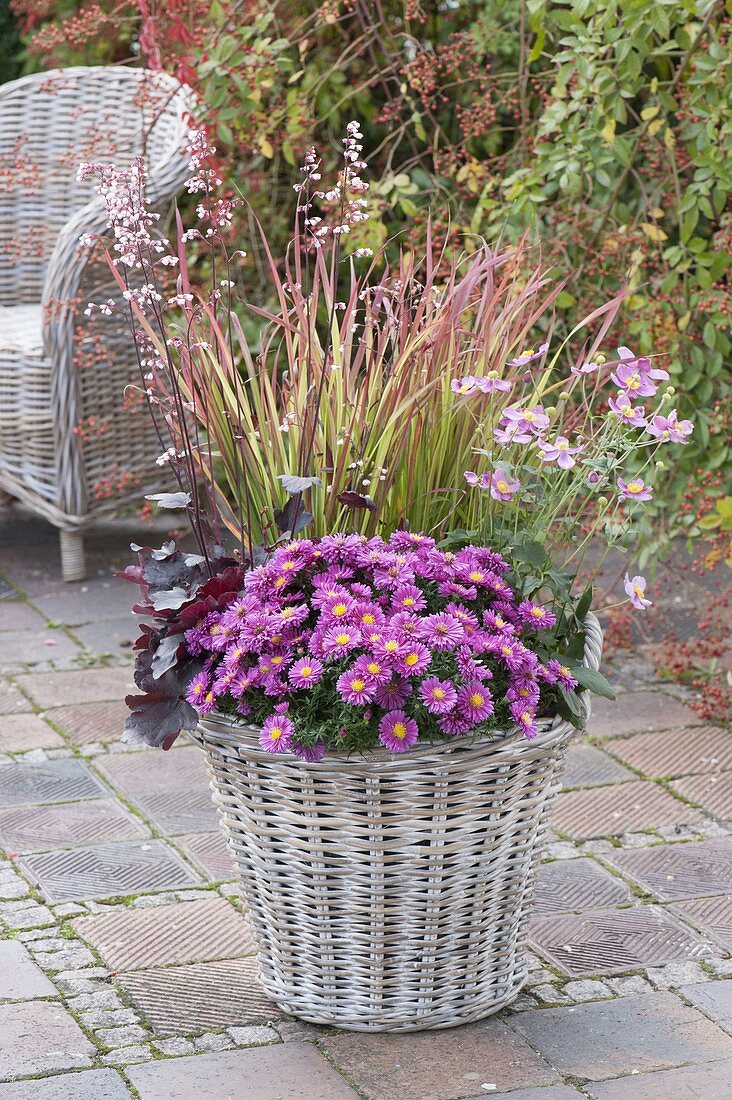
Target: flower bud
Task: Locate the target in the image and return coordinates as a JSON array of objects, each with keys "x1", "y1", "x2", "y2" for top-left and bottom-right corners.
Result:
[
  {"x1": 655, "y1": 460, "x2": 665, "y2": 469},
  {"x1": 595, "y1": 353, "x2": 606, "y2": 364},
  {"x1": 666, "y1": 385, "x2": 675, "y2": 395},
  {"x1": 558, "y1": 391, "x2": 571, "y2": 401},
  {"x1": 598, "y1": 496, "x2": 608, "y2": 506},
  {"x1": 545, "y1": 406, "x2": 557, "y2": 416}
]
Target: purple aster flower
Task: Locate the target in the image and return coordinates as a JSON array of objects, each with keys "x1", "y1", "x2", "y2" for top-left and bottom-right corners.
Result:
[
  {"x1": 483, "y1": 610, "x2": 516, "y2": 634},
  {"x1": 374, "y1": 677, "x2": 412, "y2": 709},
  {"x1": 288, "y1": 657, "x2": 324, "y2": 688},
  {"x1": 457, "y1": 682, "x2": 494, "y2": 724},
  {"x1": 319, "y1": 593, "x2": 356, "y2": 622},
  {"x1": 617, "y1": 477, "x2": 653, "y2": 502},
  {"x1": 391, "y1": 611, "x2": 421, "y2": 638},
  {"x1": 438, "y1": 710, "x2": 474, "y2": 736},
  {"x1": 417, "y1": 612, "x2": 464, "y2": 650},
  {"x1": 378, "y1": 710, "x2": 419, "y2": 751},
  {"x1": 230, "y1": 669, "x2": 258, "y2": 697},
  {"x1": 321, "y1": 625, "x2": 362, "y2": 658},
  {"x1": 537, "y1": 436, "x2": 585, "y2": 470},
  {"x1": 396, "y1": 641, "x2": 432, "y2": 677},
  {"x1": 353, "y1": 601, "x2": 385, "y2": 632},
  {"x1": 353, "y1": 655, "x2": 391, "y2": 685},
  {"x1": 473, "y1": 371, "x2": 513, "y2": 394},
  {"x1": 419, "y1": 677, "x2": 458, "y2": 714},
  {"x1": 507, "y1": 679, "x2": 541, "y2": 707},
  {"x1": 372, "y1": 635, "x2": 408, "y2": 665},
  {"x1": 489, "y1": 469, "x2": 521, "y2": 501},
  {"x1": 290, "y1": 740, "x2": 326, "y2": 763},
  {"x1": 337, "y1": 668, "x2": 377, "y2": 705},
  {"x1": 646, "y1": 410, "x2": 693, "y2": 443},
  {"x1": 624, "y1": 572, "x2": 652, "y2": 611},
  {"x1": 608, "y1": 392, "x2": 647, "y2": 427},
  {"x1": 507, "y1": 343, "x2": 549, "y2": 367},
  {"x1": 541, "y1": 659, "x2": 578, "y2": 689},
  {"x1": 259, "y1": 714, "x2": 294, "y2": 754},
  {"x1": 185, "y1": 672, "x2": 212, "y2": 709},
  {"x1": 445, "y1": 602, "x2": 480, "y2": 633},
  {"x1": 517, "y1": 600, "x2": 557, "y2": 630},
  {"x1": 451, "y1": 376, "x2": 478, "y2": 395},
  {"x1": 509, "y1": 702, "x2": 539, "y2": 739},
  {"x1": 392, "y1": 584, "x2": 427, "y2": 613}
]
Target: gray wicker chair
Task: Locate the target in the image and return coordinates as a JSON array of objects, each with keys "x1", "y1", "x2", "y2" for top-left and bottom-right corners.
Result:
[{"x1": 0, "y1": 67, "x2": 192, "y2": 581}]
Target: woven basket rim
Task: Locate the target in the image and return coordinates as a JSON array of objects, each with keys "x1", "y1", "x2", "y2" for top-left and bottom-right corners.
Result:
[{"x1": 196, "y1": 613, "x2": 602, "y2": 769}]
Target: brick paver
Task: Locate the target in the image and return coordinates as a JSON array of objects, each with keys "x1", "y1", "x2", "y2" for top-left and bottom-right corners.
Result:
[
  {"x1": 604, "y1": 725, "x2": 732, "y2": 778},
  {"x1": 322, "y1": 1019, "x2": 559, "y2": 1100},
  {"x1": 511, "y1": 991, "x2": 732, "y2": 1081},
  {"x1": 552, "y1": 779, "x2": 704, "y2": 839},
  {"x1": 74, "y1": 898, "x2": 254, "y2": 971},
  {"x1": 127, "y1": 1044, "x2": 360, "y2": 1099},
  {"x1": 589, "y1": 691, "x2": 702, "y2": 737},
  {"x1": 0, "y1": 521, "x2": 730, "y2": 1098},
  {"x1": 0, "y1": 1002, "x2": 95, "y2": 1079}
]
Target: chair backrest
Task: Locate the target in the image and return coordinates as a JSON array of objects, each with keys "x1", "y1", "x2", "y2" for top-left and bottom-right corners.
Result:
[{"x1": 0, "y1": 66, "x2": 191, "y2": 305}]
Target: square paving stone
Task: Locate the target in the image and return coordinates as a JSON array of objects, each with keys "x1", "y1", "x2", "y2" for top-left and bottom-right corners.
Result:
[
  {"x1": 552, "y1": 780, "x2": 703, "y2": 839},
  {"x1": 95, "y1": 746, "x2": 209, "y2": 794},
  {"x1": 672, "y1": 772, "x2": 732, "y2": 820},
  {"x1": 561, "y1": 744, "x2": 635, "y2": 789},
  {"x1": 532, "y1": 858, "x2": 631, "y2": 914},
  {"x1": 74, "y1": 897, "x2": 255, "y2": 971},
  {"x1": 670, "y1": 894, "x2": 732, "y2": 950},
  {"x1": 589, "y1": 691, "x2": 701, "y2": 738},
  {"x1": 0, "y1": 1069, "x2": 132, "y2": 1099},
  {"x1": 118, "y1": 957, "x2": 279, "y2": 1034},
  {"x1": 127, "y1": 1044, "x2": 359, "y2": 1099},
  {"x1": 0, "y1": 1001, "x2": 95, "y2": 1079},
  {"x1": 0, "y1": 798, "x2": 148, "y2": 854},
  {"x1": 606, "y1": 838, "x2": 732, "y2": 900},
  {"x1": 529, "y1": 905, "x2": 710, "y2": 977},
  {"x1": 587, "y1": 1059, "x2": 732, "y2": 1098},
  {"x1": 0, "y1": 760, "x2": 107, "y2": 808},
  {"x1": 0, "y1": 603, "x2": 44, "y2": 631},
  {"x1": 322, "y1": 1018, "x2": 559, "y2": 1100},
  {"x1": 15, "y1": 667, "x2": 133, "y2": 708},
  {"x1": 0, "y1": 684, "x2": 32, "y2": 716},
  {"x1": 129, "y1": 788, "x2": 220, "y2": 835},
  {"x1": 0, "y1": 714, "x2": 64, "y2": 753},
  {"x1": 0, "y1": 630, "x2": 81, "y2": 669},
  {"x1": 44, "y1": 701, "x2": 128, "y2": 745},
  {"x1": 0, "y1": 941, "x2": 58, "y2": 1000},
  {"x1": 679, "y1": 980, "x2": 732, "y2": 1033},
  {"x1": 177, "y1": 831, "x2": 236, "y2": 881},
  {"x1": 511, "y1": 991, "x2": 732, "y2": 1082},
  {"x1": 18, "y1": 839, "x2": 200, "y2": 901},
  {"x1": 604, "y1": 726, "x2": 732, "y2": 779}
]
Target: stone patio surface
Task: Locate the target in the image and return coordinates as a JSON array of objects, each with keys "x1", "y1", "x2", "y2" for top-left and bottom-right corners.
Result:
[{"x1": 1, "y1": 511, "x2": 731, "y2": 1098}]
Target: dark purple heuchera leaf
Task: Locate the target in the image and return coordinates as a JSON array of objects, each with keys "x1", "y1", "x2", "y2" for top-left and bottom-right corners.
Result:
[
  {"x1": 337, "y1": 491, "x2": 377, "y2": 512},
  {"x1": 120, "y1": 542, "x2": 246, "y2": 750},
  {"x1": 274, "y1": 496, "x2": 313, "y2": 536}
]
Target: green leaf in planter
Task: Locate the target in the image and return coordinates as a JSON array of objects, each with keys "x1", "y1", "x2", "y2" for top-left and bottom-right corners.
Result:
[
  {"x1": 512, "y1": 537, "x2": 547, "y2": 568},
  {"x1": 571, "y1": 666, "x2": 616, "y2": 699},
  {"x1": 556, "y1": 686, "x2": 586, "y2": 729},
  {"x1": 575, "y1": 583, "x2": 593, "y2": 623}
]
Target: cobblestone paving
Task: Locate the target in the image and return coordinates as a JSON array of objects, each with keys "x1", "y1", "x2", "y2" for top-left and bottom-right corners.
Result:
[{"x1": 1, "y1": 512, "x2": 731, "y2": 1099}]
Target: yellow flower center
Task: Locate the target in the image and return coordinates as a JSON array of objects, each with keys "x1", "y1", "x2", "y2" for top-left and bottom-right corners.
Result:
[
  {"x1": 633, "y1": 584, "x2": 645, "y2": 598},
  {"x1": 282, "y1": 560, "x2": 297, "y2": 571},
  {"x1": 210, "y1": 625, "x2": 222, "y2": 636},
  {"x1": 393, "y1": 722, "x2": 407, "y2": 739},
  {"x1": 627, "y1": 481, "x2": 643, "y2": 493},
  {"x1": 433, "y1": 687, "x2": 445, "y2": 700},
  {"x1": 362, "y1": 613, "x2": 376, "y2": 625},
  {"x1": 496, "y1": 480, "x2": 510, "y2": 494},
  {"x1": 384, "y1": 640, "x2": 399, "y2": 652},
  {"x1": 332, "y1": 602, "x2": 348, "y2": 617},
  {"x1": 470, "y1": 692, "x2": 484, "y2": 707},
  {"x1": 281, "y1": 608, "x2": 295, "y2": 619},
  {"x1": 469, "y1": 571, "x2": 484, "y2": 582},
  {"x1": 204, "y1": 691, "x2": 214, "y2": 704},
  {"x1": 351, "y1": 678, "x2": 366, "y2": 692},
  {"x1": 560, "y1": 666, "x2": 571, "y2": 677},
  {"x1": 403, "y1": 597, "x2": 416, "y2": 607},
  {"x1": 367, "y1": 662, "x2": 381, "y2": 675},
  {"x1": 531, "y1": 607, "x2": 544, "y2": 618},
  {"x1": 271, "y1": 656, "x2": 284, "y2": 666},
  {"x1": 273, "y1": 576, "x2": 286, "y2": 588},
  {"x1": 270, "y1": 726, "x2": 282, "y2": 741},
  {"x1": 626, "y1": 374, "x2": 641, "y2": 390},
  {"x1": 300, "y1": 666, "x2": 312, "y2": 678},
  {"x1": 405, "y1": 652, "x2": 419, "y2": 666},
  {"x1": 524, "y1": 411, "x2": 536, "y2": 422},
  {"x1": 501, "y1": 645, "x2": 513, "y2": 657},
  {"x1": 335, "y1": 633, "x2": 350, "y2": 645}
]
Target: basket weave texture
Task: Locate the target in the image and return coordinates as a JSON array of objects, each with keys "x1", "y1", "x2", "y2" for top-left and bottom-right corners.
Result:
[
  {"x1": 0, "y1": 67, "x2": 192, "y2": 579},
  {"x1": 195, "y1": 614, "x2": 603, "y2": 1032}
]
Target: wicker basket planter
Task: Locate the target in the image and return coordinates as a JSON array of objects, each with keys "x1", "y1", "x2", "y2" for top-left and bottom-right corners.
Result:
[{"x1": 193, "y1": 613, "x2": 602, "y2": 1032}]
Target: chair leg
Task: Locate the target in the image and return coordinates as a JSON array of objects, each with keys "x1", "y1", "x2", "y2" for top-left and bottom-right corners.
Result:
[{"x1": 59, "y1": 530, "x2": 86, "y2": 583}]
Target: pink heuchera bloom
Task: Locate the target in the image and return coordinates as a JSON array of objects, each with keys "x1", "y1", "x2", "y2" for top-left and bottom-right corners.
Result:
[
  {"x1": 537, "y1": 436, "x2": 585, "y2": 469},
  {"x1": 624, "y1": 573, "x2": 652, "y2": 611},
  {"x1": 378, "y1": 710, "x2": 419, "y2": 751},
  {"x1": 489, "y1": 469, "x2": 521, "y2": 501},
  {"x1": 617, "y1": 477, "x2": 653, "y2": 502},
  {"x1": 507, "y1": 343, "x2": 549, "y2": 367},
  {"x1": 646, "y1": 410, "x2": 693, "y2": 443},
  {"x1": 608, "y1": 392, "x2": 647, "y2": 427}
]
